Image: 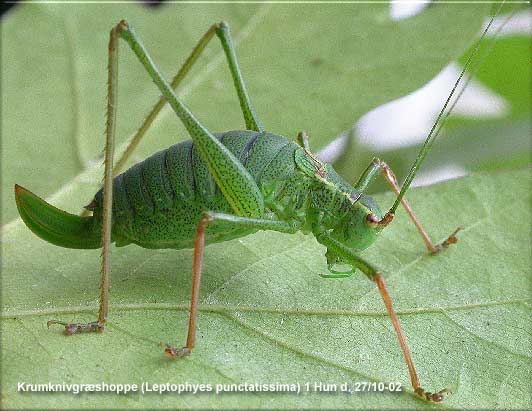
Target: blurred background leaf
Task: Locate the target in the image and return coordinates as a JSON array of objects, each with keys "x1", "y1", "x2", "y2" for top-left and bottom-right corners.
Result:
[{"x1": 333, "y1": 5, "x2": 530, "y2": 191}]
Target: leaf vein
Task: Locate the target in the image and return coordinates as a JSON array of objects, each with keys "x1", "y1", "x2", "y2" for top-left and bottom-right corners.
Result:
[{"x1": 3, "y1": 298, "x2": 529, "y2": 320}]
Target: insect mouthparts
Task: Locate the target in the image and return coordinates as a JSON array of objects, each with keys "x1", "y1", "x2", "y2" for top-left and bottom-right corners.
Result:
[{"x1": 366, "y1": 213, "x2": 379, "y2": 226}]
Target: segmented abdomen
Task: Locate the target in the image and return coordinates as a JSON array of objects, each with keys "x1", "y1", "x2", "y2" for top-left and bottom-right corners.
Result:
[{"x1": 93, "y1": 130, "x2": 298, "y2": 249}]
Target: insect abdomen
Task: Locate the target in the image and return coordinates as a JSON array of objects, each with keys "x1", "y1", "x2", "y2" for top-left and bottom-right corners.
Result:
[{"x1": 93, "y1": 130, "x2": 298, "y2": 249}]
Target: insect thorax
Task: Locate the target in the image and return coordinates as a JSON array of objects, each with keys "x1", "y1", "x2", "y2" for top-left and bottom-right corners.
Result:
[{"x1": 291, "y1": 148, "x2": 383, "y2": 252}]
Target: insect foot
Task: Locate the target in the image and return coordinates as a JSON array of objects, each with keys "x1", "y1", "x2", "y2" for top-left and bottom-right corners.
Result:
[
  {"x1": 415, "y1": 387, "x2": 451, "y2": 402},
  {"x1": 161, "y1": 343, "x2": 191, "y2": 359},
  {"x1": 431, "y1": 226, "x2": 462, "y2": 255},
  {"x1": 47, "y1": 320, "x2": 104, "y2": 335}
]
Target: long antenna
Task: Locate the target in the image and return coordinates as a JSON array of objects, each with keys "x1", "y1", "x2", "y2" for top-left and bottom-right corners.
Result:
[{"x1": 389, "y1": 1, "x2": 507, "y2": 215}]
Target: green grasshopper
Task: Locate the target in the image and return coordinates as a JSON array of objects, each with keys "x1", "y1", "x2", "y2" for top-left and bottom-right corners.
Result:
[{"x1": 14, "y1": 8, "x2": 502, "y2": 402}]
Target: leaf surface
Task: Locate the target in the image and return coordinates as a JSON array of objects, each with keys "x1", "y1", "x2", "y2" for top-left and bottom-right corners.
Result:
[{"x1": 2, "y1": 168, "x2": 530, "y2": 409}]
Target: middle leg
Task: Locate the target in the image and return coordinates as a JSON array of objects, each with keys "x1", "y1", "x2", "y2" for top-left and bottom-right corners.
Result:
[{"x1": 163, "y1": 212, "x2": 300, "y2": 358}]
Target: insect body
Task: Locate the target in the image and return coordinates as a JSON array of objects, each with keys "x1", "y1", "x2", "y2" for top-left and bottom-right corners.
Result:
[
  {"x1": 89, "y1": 130, "x2": 381, "y2": 252},
  {"x1": 14, "y1": 14, "x2": 500, "y2": 403},
  {"x1": 18, "y1": 130, "x2": 380, "y2": 252}
]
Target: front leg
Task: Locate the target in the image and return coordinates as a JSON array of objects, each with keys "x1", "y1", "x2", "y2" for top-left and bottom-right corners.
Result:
[
  {"x1": 315, "y1": 231, "x2": 450, "y2": 402},
  {"x1": 164, "y1": 212, "x2": 299, "y2": 358},
  {"x1": 356, "y1": 157, "x2": 460, "y2": 254}
]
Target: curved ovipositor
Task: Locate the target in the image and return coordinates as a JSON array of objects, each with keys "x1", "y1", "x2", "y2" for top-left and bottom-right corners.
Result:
[{"x1": 14, "y1": 184, "x2": 100, "y2": 249}]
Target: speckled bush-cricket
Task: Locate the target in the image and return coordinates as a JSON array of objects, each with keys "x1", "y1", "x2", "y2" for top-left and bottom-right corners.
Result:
[{"x1": 14, "y1": 8, "x2": 503, "y2": 402}]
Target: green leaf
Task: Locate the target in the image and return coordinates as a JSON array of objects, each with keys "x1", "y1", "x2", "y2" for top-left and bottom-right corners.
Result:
[
  {"x1": 435, "y1": 17, "x2": 532, "y2": 177},
  {"x1": 355, "y1": 118, "x2": 530, "y2": 195},
  {"x1": 2, "y1": 168, "x2": 530, "y2": 409},
  {"x1": 336, "y1": 8, "x2": 531, "y2": 186},
  {"x1": 457, "y1": 33, "x2": 531, "y2": 119},
  {"x1": 2, "y1": 3, "x2": 489, "y2": 223}
]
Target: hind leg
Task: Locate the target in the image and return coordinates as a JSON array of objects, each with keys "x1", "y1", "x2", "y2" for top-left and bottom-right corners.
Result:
[
  {"x1": 81, "y1": 21, "x2": 262, "y2": 217},
  {"x1": 48, "y1": 22, "x2": 121, "y2": 335},
  {"x1": 113, "y1": 21, "x2": 262, "y2": 177}
]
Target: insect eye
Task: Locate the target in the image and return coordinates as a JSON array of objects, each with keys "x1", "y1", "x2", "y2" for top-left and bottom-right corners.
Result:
[{"x1": 366, "y1": 213, "x2": 379, "y2": 227}]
